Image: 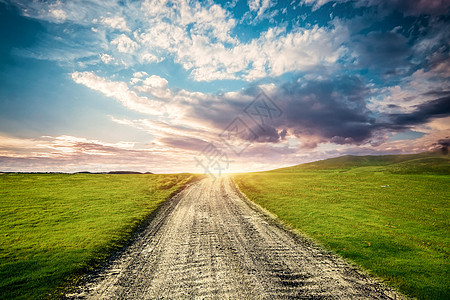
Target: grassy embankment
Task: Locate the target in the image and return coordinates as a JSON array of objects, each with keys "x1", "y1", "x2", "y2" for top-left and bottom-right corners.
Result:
[
  {"x1": 0, "y1": 173, "x2": 198, "y2": 299},
  {"x1": 233, "y1": 152, "x2": 449, "y2": 299}
]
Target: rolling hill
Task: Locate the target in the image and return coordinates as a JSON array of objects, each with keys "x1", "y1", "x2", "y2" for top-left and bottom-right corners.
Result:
[
  {"x1": 274, "y1": 150, "x2": 450, "y2": 174},
  {"x1": 233, "y1": 150, "x2": 449, "y2": 299}
]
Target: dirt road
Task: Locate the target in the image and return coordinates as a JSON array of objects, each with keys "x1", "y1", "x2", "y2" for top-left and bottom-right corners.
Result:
[{"x1": 68, "y1": 176, "x2": 403, "y2": 299}]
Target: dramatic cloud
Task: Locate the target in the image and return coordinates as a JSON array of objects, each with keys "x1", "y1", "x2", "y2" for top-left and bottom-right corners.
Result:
[
  {"x1": 302, "y1": 0, "x2": 450, "y2": 16},
  {"x1": 352, "y1": 31, "x2": 411, "y2": 73},
  {"x1": 179, "y1": 76, "x2": 450, "y2": 151},
  {"x1": 1, "y1": 0, "x2": 449, "y2": 173},
  {"x1": 435, "y1": 137, "x2": 450, "y2": 154},
  {"x1": 275, "y1": 76, "x2": 372, "y2": 143},
  {"x1": 388, "y1": 94, "x2": 450, "y2": 126},
  {"x1": 371, "y1": 0, "x2": 450, "y2": 16},
  {"x1": 73, "y1": 66, "x2": 450, "y2": 157}
]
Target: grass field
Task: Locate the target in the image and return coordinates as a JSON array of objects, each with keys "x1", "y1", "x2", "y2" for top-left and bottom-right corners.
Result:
[
  {"x1": 0, "y1": 173, "x2": 197, "y2": 299},
  {"x1": 233, "y1": 152, "x2": 450, "y2": 299}
]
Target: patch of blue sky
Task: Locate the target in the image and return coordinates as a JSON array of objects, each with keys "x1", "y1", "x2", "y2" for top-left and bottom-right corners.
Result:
[{"x1": 388, "y1": 130, "x2": 426, "y2": 141}]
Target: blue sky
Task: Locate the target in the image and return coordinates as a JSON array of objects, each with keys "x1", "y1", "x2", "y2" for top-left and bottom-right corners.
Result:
[{"x1": 0, "y1": 0, "x2": 449, "y2": 173}]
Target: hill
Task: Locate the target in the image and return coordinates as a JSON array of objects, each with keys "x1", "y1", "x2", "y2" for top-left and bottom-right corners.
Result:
[
  {"x1": 274, "y1": 151, "x2": 449, "y2": 174},
  {"x1": 233, "y1": 150, "x2": 450, "y2": 298},
  {"x1": 108, "y1": 171, "x2": 145, "y2": 174}
]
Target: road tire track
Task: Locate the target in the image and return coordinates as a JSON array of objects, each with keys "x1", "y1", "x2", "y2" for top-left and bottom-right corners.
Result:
[{"x1": 67, "y1": 176, "x2": 405, "y2": 299}]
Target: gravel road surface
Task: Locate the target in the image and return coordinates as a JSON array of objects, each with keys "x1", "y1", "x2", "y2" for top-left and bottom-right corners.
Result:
[{"x1": 67, "y1": 176, "x2": 404, "y2": 299}]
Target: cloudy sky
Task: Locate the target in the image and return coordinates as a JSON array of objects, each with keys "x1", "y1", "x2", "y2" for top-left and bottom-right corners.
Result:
[{"x1": 0, "y1": 0, "x2": 449, "y2": 174}]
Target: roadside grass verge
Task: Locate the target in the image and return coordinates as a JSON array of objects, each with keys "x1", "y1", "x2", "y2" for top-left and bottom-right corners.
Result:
[
  {"x1": 233, "y1": 154, "x2": 449, "y2": 299},
  {"x1": 0, "y1": 173, "x2": 198, "y2": 299}
]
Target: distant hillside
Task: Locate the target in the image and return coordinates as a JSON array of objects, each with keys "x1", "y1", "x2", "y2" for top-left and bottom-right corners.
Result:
[
  {"x1": 73, "y1": 171, "x2": 153, "y2": 174},
  {"x1": 108, "y1": 171, "x2": 153, "y2": 174},
  {"x1": 107, "y1": 171, "x2": 141, "y2": 174},
  {"x1": 274, "y1": 151, "x2": 450, "y2": 174},
  {"x1": 383, "y1": 157, "x2": 450, "y2": 175}
]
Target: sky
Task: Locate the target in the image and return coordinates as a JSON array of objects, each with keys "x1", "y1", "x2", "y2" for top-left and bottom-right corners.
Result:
[{"x1": 0, "y1": 0, "x2": 449, "y2": 174}]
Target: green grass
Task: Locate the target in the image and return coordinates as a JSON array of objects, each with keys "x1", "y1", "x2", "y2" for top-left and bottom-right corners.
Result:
[
  {"x1": 0, "y1": 173, "x2": 198, "y2": 299},
  {"x1": 233, "y1": 152, "x2": 450, "y2": 299}
]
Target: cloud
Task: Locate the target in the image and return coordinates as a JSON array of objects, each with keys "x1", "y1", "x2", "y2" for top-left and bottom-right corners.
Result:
[
  {"x1": 435, "y1": 137, "x2": 450, "y2": 153},
  {"x1": 388, "y1": 94, "x2": 450, "y2": 126},
  {"x1": 133, "y1": 71, "x2": 148, "y2": 78},
  {"x1": 134, "y1": 75, "x2": 172, "y2": 99},
  {"x1": 3, "y1": 0, "x2": 354, "y2": 83},
  {"x1": 12, "y1": 0, "x2": 124, "y2": 25},
  {"x1": 9, "y1": 0, "x2": 448, "y2": 83},
  {"x1": 71, "y1": 71, "x2": 164, "y2": 116},
  {"x1": 109, "y1": 116, "x2": 217, "y2": 147},
  {"x1": 99, "y1": 15, "x2": 130, "y2": 32},
  {"x1": 371, "y1": 0, "x2": 450, "y2": 16},
  {"x1": 252, "y1": 124, "x2": 286, "y2": 143},
  {"x1": 142, "y1": 75, "x2": 169, "y2": 89},
  {"x1": 300, "y1": 0, "x2": 342, "y2": 11},
  {"x1": 16, "y1": 0, "x2": 347, "y2": 81},
  {"x1": 100, "y1": 53, "x2": 114, "y2": 64},
  {"x1": 141, "y1": 53, "x2": 162, "y2": 63},
  {"x1": 49, "y1": 8, "x2": 67, "y2": 22},
  {"x1": 274, "y1": 76, "x2": 374, "y2": 144},
  {"x1": 183, "y1": 76, "x2": 450, "y2": 150},
  {"x1": 302, "y1": 0, "x2": 450, "y2": 16},
  {"x1": 115, "y1": 74, "x2": 375, "y2": 150},
  {"x1": 166, "y1": 22, "x2": 348, "y2": 81},
  {"x1": 0, "y1": 132, "x2": 298, "y2": 173},
  {"x1": 159, "y1": 136, "x2": 208, "y2": 152},
  {"x1": 368, "y1": 60, "x2": 450, "y2": 116},
  {"x1": 351, "y1": 31, "x2": 411, "y2": 73},
  {"x1": 413, "y1": 18, "x2": 450, "y2": 74},
  {"x1": 71, "y1": 63, "x2": 450, "y2": 160},
  {"x1": 0, "y1": 134, "x2": 194, "y2": 173},
  {"x1": 247, "y1": 0, "x2": 277, "y2": 20},
  {"x1": 111, "y1": 34, "x2": 139, "y2": 54},
  {"x1": 4, "y1": 0, "x2": 450, "y2": 173},
  {"x1": 269, "y1": 78, "x2": 450, "y2": 146}
]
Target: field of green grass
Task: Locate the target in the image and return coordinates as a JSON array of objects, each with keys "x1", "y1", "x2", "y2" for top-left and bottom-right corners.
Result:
[
  {"x1": 233, "y1": 152, "x2": 450, "y2": 299},
  {"x1": 0, "y1": 173, "x2": 197, "y2": 299}
]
